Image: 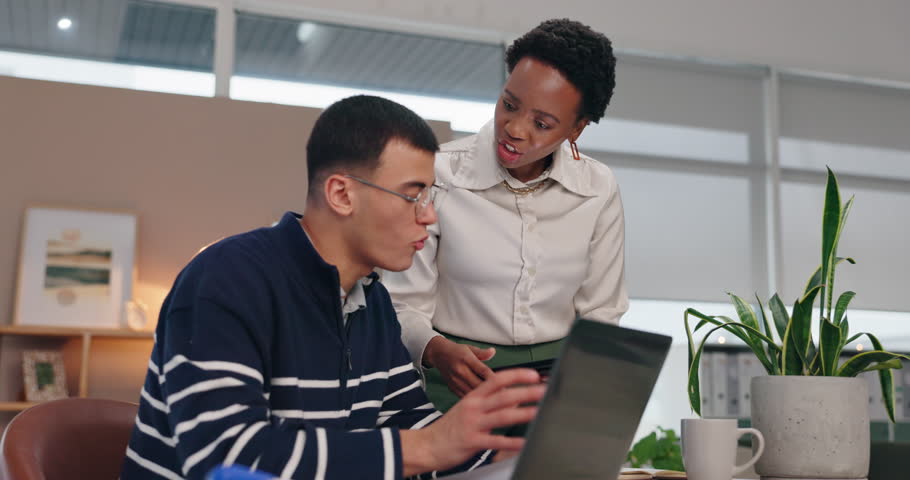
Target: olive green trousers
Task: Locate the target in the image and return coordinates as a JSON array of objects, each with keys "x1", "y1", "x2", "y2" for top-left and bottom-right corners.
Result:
[{"x1": 423, "y1": 332, "x2": 564, "y2": 436}]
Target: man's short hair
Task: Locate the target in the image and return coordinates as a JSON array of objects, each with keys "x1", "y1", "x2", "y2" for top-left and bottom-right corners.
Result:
[{"x1": 306, "y1": 95, "x2": 439, "y2": 200}]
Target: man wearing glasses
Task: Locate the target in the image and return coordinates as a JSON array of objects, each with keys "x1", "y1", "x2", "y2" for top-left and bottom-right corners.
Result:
[{"x1": 122, "y1": 95, "x2": 544, "y2": 480}]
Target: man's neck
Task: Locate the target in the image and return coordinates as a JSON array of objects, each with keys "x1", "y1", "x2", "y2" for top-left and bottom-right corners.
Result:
[{"x1": 299, "y1": 214, "x2": 368, "y2": 292}]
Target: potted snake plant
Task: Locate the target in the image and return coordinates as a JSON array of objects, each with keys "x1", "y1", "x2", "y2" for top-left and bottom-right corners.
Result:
[{"x1": 684, "y1": 167, "x2": 908, "y2": 479}]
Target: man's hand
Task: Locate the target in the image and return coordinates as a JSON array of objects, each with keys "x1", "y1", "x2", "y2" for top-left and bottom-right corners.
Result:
[
  {"x1": 400, "y1": 369, "x2": 545, "y2": 476},
  {"x1": 424, "y1": 336, "x2": 496, "y2": 397}
]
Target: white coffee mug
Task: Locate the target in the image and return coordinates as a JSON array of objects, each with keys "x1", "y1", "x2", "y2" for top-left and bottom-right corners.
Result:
[{"x1": 681, "y1": 418, "x2": 764, "y2": 480}]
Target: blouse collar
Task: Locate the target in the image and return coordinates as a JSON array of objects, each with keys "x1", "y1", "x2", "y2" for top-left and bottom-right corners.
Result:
[{"x1": 449, "y1": 120, "x2": 599, "y2": 197}]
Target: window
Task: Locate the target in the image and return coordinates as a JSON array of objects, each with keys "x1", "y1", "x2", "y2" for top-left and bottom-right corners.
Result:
[
  {"x1": 230, "y1": 13, "x2": 504, "y2": 132},
  {"x1": 0, "y1": 0, "x2": 215, "y2": 96}
]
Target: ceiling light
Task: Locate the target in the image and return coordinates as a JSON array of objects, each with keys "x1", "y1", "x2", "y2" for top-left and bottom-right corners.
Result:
[
  {"x1": 296, "y1": 22, "x2": 317, "y2": 44},
  {"x1": 717, "y1": 336, "x2": 726, "y2": 345},
  {"x1": 57, "y1": 17, "x2": 73, "y2": 31}
]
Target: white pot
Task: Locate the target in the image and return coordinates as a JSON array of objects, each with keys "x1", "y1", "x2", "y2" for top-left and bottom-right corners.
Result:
[{"x1": 750, "y1": 376, "x2": 869, "y2": 480}]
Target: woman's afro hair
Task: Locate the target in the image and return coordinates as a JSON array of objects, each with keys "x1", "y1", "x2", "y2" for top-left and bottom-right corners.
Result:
[{"x1": 506, "y1": 19, "x2": 616, "y2": 123}]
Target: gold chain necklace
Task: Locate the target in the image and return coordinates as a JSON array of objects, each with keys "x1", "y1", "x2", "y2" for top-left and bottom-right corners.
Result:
[{"x1": 502, "y1": 178, "x2": 549, "y2": 196}]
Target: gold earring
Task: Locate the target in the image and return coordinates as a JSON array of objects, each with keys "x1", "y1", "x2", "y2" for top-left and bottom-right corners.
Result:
[{"x1": 570, "y1": 141, "x2": 580, "y2": 160}]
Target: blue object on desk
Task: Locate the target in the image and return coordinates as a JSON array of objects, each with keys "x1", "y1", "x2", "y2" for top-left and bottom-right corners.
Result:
[{"x1": 206, "y1": 465, "x2": 276, "y2": 480}]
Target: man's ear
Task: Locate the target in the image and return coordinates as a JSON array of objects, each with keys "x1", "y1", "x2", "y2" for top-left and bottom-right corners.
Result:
[
  {"x1": 323, "y1": 174, "x2": 355, "y2": 216},
  {"x1": 569, "y1": 118, "x2": 590, "y2": 143}
]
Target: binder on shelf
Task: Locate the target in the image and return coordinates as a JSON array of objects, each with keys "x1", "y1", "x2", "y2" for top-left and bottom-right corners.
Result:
[
  {"x1": 699, "y1": 350, "x2": 714, "y2": 417},
  {"x1": 903, "y1": 363, "x2": 910, "y2": 421},
  {"x1": 736, "y1": 351, "x2": 766, "y2": 419},
  {"x1": 893, "y1": 368, "x2": 904, "y2": 422},
  {"x1": 709, "y1": 350, "x2": 728, "y2": 417},
  {"x1": 726, "y1": 351, "x2": 740, "y2": 418}
]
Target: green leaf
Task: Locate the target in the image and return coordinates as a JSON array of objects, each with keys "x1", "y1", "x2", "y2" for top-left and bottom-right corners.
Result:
[
  {"x1": 819, "y1": 319, "x2": 841, "y2": 376},
  {"x1": 754, "y1": 295, "x2": 780, "y2": 374},
  {"x1": 803, "y1": 257, "x2": 855, "y2": 297},
  {"x1": 685, "y1": 310, "x2": 780, "y2": 413},
  {"x1": 820, "y1": 167, "x2": 842, "y2": 319},
  {"x1": 728, "y1": 293, "x2": 770, "y2": 367},
  {"x1": 862, "y1": 359, "x2": 903, "y2": 372},
  {"x1": 839, "y1": 317, "x2": 851, "y2": 351},
  {"x1": 684, "y1": 308, "x2": 705, "y2": 415},
  {"x1": 804, "y1": 264, "x2": 824, "y2": 298},
  {"x1": 792, "y1": 286, "x2": 821, "y2": 367},
  {"x1": 627, "y1": 431, "x2": 658, "y2": 467},
  {"x1": 686, "y1": 309, "x2": 779, "y2": 373},
  {"x1": 827, "y1": 196, "x2": 855, "y2": 316},
  {"x1": 843, "y1": 328, "x2": 865, "y2": 350},
  {"x1": 781, "y1": 315, "x2": 804, "y2": 375},
  {"x1": 837, "y1": 350, "x2": 910, "y2": 378},
  {"x1": 847, "y1": 333, "x2": 902, "y2": 422},
  {"x1": 769, "y1": 294, "x2": 790, "y2": 343},
  {"x1": 881, "y1": 368, "x2": 896, "y2": 423},
  {"x1": 729, "y1": 293, "x2": 761, "y2": 333},
  {"x1": 627, "y1": 428, "x2": 684, "y2": 472},
  {"x1": 754, "y1": 294, "x2": 773, "y2": 339},
  {"x1": 834, "y1": 291, "x2": 856, "y2": 326}
]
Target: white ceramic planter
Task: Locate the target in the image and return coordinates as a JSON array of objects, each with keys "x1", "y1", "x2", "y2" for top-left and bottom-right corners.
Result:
[{"x1": 750, "y1": 376, "x2": 869, "y2": 480}]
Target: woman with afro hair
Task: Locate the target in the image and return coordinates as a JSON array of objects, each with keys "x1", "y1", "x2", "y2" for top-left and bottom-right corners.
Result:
[{"x1": 384, "y1": 18, "x2": 629, "y2": 416}]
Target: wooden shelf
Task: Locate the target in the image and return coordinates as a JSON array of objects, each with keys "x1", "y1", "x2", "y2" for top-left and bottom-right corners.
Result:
[
  {"x1": 0, "y1": 325, "x2": 154, "y2": 402},
  {"x1": 0, "y1": 402, "x2": 38, "y2": 412},
  {"x1": 0, "y1": 325, "x2": 153, "y2": 339}
]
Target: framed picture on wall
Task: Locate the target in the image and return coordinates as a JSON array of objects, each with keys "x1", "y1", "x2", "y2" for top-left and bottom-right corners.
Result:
[
  {"x1": 13, "y1": 206, "x2": 137, "y2": 329},
  {"x1": 22, "y1": 350, "x2": 68, "y2": 402}
]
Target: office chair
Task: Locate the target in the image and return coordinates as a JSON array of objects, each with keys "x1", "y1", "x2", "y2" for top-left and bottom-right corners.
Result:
[{"x1": 0, "y1": 397, "x2": 138, "y2": 480}]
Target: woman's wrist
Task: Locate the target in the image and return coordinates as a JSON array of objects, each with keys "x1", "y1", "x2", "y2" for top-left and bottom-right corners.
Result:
[{"x1": 423, "y1": 335, "x2": 448, "y2": 368}]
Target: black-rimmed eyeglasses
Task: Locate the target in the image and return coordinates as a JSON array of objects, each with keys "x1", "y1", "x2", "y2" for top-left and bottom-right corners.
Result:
[{"x1": 344, "y1": 175, "x2": 445, "y2": 217}]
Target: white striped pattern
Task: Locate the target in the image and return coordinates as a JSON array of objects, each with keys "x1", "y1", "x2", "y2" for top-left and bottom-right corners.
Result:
[
  {"x1": 141, "y1": 387, "x2": 169, "y2": 413},
  {"x1": 315, "y1": 428, "x2": 328, "y2": 480},
  {"x1": 272, "y1": 399, "x2": 383, "y2": 420},
  {"x1": 409, "y1": 410, "x2": 442, "y2": 430},
  {"x1": 224, "y1": 421, "x2": 267, "y2": 466},
  {"x1": 174, "y1": 404, "x2": 249, "y2": 438},
  {"x1": 375, "y1": 402, "x2": 435, "y2": 427},
  {"x1": 182, "y1": 423, "x2": 246, "y2": 474},
  {"x1": 134, "y1": 415, "x2": 176, "y2": 447},
  {"x1": 468, "y1": 450, "x2": 493, "y2": 471},
  {"x1": 381, "y1": 428, "x2": 394, "y2": 480},
  {"x1": 270, "y1": 362, "x2": 415, "y2": 389},
  {"x1": 126, "y1": 447, "x2": 183, "y2": 480},
  {"x1": 383, "y1": 379, "x2": 422, "y2": 402},
  {"x1": 162, "y1": 355, "x2": 264, "y2": 384},
  {"x1": 167, "y1": 377, "x2": 246, "y2": 406},
  {"x1": 280, "y1": 430, "x2": 305, "y2": 479}
]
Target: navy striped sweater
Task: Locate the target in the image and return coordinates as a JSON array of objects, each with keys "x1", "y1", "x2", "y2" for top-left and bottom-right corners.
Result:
[{"x1": 122, "y1": 212, "x2": 492, "y2": 479}]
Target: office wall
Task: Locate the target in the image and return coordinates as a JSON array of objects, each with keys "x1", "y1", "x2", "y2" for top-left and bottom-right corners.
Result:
[
  {"x1": 0, "y1": 75, "x2": 452, "y2": 322},
  {"x1": 0, "y1": 75, "x2": 452, "y2": 406},
  {"x1": 266, "y1": 0, "x2": 910, "y2": 84}
]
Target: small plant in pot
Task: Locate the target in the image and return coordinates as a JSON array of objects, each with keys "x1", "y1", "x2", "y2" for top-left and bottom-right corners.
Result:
[{"x1": 684, "y1": 167, "x2": 908, "y2": 480}]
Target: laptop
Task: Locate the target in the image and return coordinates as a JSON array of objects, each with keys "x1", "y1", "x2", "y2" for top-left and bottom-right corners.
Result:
[{"x1": 448, "y1": 319, "x2": 672, "y2": 480}]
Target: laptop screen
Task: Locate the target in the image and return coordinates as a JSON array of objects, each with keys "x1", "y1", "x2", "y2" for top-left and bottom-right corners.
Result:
[{"x1": 510, "y1": 320, "x2": 672, "y2": 480}]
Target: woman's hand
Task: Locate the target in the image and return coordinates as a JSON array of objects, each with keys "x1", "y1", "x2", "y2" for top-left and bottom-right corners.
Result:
[{"x1": 424, "y1": 336, "x2": 496, "y2": 397}]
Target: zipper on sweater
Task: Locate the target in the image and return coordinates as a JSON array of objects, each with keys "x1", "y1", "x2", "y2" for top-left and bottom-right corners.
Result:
[{"x1": 339, "y1": 316, "x2": 349, "y2": 390}]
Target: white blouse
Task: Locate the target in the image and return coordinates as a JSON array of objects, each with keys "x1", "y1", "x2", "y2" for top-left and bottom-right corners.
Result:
[{"x1": 382, "y1": 120, "x2": 629, "y2": 366}]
